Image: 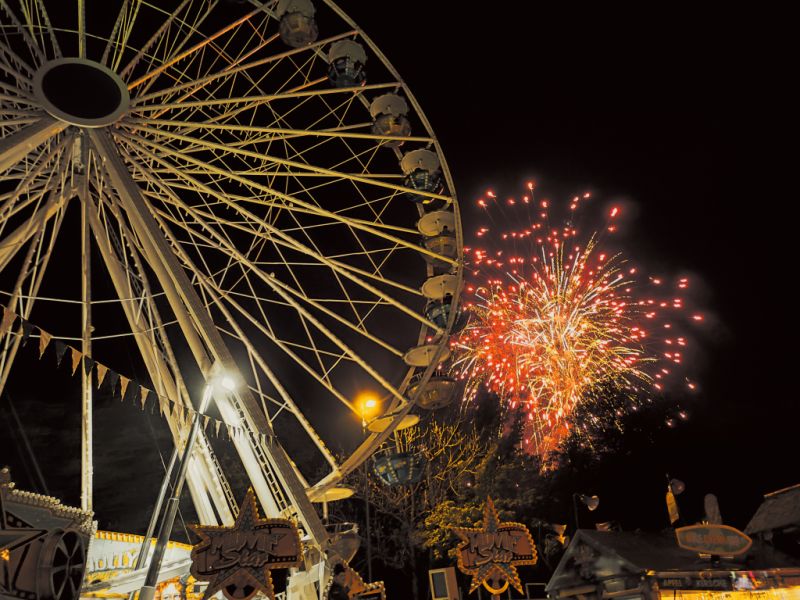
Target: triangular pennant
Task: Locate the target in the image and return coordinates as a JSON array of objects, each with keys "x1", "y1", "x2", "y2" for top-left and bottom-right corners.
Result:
[
  {"x1": 70, "y1": 347, "x2": 82, "y2": 375},
  {"x1": 38, "y1": 329, "x2": 52, "y2": 358},
  {"x1": 106, "y1": 371, "x2": 120, "y2": 396},
  {"x1": 54, "y1": 340, "x2": 68, "y2": 367},
  {"x1": 21, "y1": 320, "x2": 34, "y2": 345},
  {"x1": 119, "y1": 376, "x2": 130, "y2": 402},
  {"x1": 96, "y1": 364, "x2": 108, "y2": 388},
  {"x1": 83, "y1": 356, "x2": 95, "y2": 376},
  {"x1": 140, "y1": 388, "x2": 149, "y2": 410},
  {"x1": 226, "y1": 424, "x2": 234, "y2": 441},
  {"x1": 215, "y1": 420, "x2": 222, "y2": 438},
  {"x1": 0, "y1": 306, "x2": 16, "y2": 335},
  {"x1": 202, "y1": 415, "x2": 210, "y2": 431}
]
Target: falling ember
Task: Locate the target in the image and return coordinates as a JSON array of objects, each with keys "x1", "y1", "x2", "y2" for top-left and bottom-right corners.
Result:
[{"x1": 453, "y1": 184, "x2": 702, "y2": 458}]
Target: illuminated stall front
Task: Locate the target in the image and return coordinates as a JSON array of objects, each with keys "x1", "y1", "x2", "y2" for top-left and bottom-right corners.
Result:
[{"x1": 545, "y1": 530, "x2": 800, "y2": 600}]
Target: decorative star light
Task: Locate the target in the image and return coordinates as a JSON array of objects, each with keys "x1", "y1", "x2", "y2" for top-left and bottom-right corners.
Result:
[
  {"x1": 190, "y1": 488, "x2": 301, "y2": 600},
  {"x1": 453, "y1": 497, "x2": 537, "y2": 596}
]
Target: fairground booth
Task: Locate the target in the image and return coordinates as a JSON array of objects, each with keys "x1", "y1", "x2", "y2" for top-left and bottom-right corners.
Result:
[{"x1": 545, "y1": 529, "x2": 800, "y2": 599}]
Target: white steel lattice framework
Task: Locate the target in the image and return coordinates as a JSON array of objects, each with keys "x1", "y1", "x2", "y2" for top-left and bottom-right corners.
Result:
[{"x1": 0, "y1": 0, "x2": 461, "y2": 567}]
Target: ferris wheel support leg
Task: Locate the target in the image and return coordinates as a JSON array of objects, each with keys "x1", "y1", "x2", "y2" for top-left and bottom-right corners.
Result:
[
  {"x1": 82, "y1": 191, "x2": 222, "y2": 525},
  {"x1": 88, "y1": 130, "x2": 329, "y2": 546},
  {"x1": 79, "y1": 138, "x2": 93, "y2": 514},
  {"x1": 0, "y1": 117, "x2": 67, "y2": 173},
  {"x1": 99, "y1": 202, "x2": 236, "y2": 525}
]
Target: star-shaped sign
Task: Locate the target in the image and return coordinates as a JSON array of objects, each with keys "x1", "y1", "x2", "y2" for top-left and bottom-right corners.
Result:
[
  {"x1": 453, "y1": 498, "x2": 537, "y2": 595},
  {"x1": 190, "y1": 488, "x2": 301, "y2": 600}
]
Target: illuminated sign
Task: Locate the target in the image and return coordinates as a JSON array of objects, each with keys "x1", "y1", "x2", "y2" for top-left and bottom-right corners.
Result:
[
  {"x1": 675, "y1": 524, "x2": 752, "y2": 556},
  {"x1": 190, "y1": 489, "x2": 301, "y2": 600},
  {"x1": 453, "y1": 498, "x2": 537, "y2": 596}
]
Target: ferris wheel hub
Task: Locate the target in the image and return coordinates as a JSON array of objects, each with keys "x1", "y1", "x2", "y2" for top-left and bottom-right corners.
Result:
[{"x1": 33, "y1": 58, "x2": 130, "y2": 128}]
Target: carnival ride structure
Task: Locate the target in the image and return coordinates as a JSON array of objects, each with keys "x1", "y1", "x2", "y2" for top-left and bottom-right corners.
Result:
[{"x1": 0, "y1": 0, "x2": 462, "y2": 598}]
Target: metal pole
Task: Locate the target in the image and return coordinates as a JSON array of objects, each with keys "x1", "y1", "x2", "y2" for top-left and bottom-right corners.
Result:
[
  {"x1": 572, "y1": 494, "x2": 580, "y2": 532},
  {"x1": 139, "y1": 384, "x2": 213, "y2": 600},
  {"x1": 361, "y1": 411, "x2": 372, "y2": 582},
  {"x1": 365, "y1": 460, "x2": 372, "y2": 582},
  {"x1": 80, "y1": 140, "x2": 93, "y2": 514},
  {"x1": 127, "y1": 446, "x2": 180, "y2": 600}
]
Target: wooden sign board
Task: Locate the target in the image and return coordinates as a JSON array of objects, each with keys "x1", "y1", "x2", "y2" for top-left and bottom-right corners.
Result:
[
  {"x1": 190, "y1": 489, "x2": 301, "y2": 600},
  {"x1": 675, "y1": 524, "x2": 752, "y2": 556},
  {"x1": 453, "y1": 498, "x2": 537, "y2": 596}
]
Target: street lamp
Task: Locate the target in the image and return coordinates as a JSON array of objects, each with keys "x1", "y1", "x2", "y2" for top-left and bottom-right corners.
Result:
[
  {"x1": 138, "y1": 371, "x2": 236, "y2": 600},
  {"x1": 355, "y1": 392, "x2": 379, "y2": 584},
  {"x1": 572, "y1": 493, "x2": 599, "y2": 531},
  {"x1": 357, "y1": 393, "x2": 379, "y2": 429}
]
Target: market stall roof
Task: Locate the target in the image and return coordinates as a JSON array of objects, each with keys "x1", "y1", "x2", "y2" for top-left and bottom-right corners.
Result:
[{"x1": 745, "y1": 483, "x2": 800, "y2": 535}]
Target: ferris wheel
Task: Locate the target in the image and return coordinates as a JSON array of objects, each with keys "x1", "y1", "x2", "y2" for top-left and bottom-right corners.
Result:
[{"x1": 0, "y1": 0, "x2": 461, "y2": 584}]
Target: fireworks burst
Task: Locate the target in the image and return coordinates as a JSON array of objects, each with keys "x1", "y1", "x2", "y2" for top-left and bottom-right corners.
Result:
[{"x1": 453, "y1": 183, "x2": 700, "y2": 456}]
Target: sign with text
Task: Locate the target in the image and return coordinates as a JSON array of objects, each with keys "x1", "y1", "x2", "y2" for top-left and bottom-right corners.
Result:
[
  {"x1": 675, "y1": 524, "x2": 752, "y2": 556},
  {"x1": 190, "y1": 489, "x2": 301, "y2": 600},
  {"x1": 453, "y1": 498, "x2": 537, "y2": 595}
]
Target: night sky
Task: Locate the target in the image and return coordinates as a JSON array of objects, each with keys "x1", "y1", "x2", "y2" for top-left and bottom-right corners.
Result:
[
  {"x1": 0, "y1": 0, "x2": 791, "y2": 549},
  {"x1": 347, "y1": 4, "x2": 791, "y2": 528}
]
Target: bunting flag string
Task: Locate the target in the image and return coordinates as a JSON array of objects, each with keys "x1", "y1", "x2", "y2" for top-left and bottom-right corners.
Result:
[
  {"x1": 1, "y1": 307, "x2": 246, "y2": 442},
  {"x1": 119, "y1": 376, "x2": 130, "y2": 402},
  {"x1": 0, "y1": 306, "x2": 16, "y2": 335},
  {"x1": 96, "y1": 363, "x2": 108, "y2": 388},
  {"x1": 54, "y1": 340, "x2": 68, "y2": 367},
  {"x1": 38, "y1": 330, "x2": 51, "y2": 358},
  {"x1": 70, "y1": 347, "x2": 82, "y2": 375}
]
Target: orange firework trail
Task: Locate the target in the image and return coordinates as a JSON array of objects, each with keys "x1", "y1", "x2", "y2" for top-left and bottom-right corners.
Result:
[{"x1": 453, "y1": 183, "x2": 701, "y2": 456}]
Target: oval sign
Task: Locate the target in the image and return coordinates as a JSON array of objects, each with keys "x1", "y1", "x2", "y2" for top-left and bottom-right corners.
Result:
[{"x1": 675, "y1": 524, "x2": 752, "y2": 556}]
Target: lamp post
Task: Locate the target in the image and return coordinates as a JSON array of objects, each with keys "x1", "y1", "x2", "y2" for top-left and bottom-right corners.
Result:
[
  {"x1": 138, "y1": 374, "x2": 236, "y2": 600},
  {"x1": 572, "y1": 493, "x2": 599, "y2": 531},
  {"x1": 357, "y1": 393, "x2": 378, "y2": 583}
]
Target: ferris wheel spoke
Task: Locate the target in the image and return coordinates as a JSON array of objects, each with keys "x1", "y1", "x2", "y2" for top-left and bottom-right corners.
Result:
[
  {"x1": 0, "y1": 39, "x2": 36, "y2": 80},
  {"x1": 0, "y1": 202, "x2": 63, "y2": 396},
  {"x1": 0, "y1": 188, "x2": 68, "y2": 272},
  {"x1": 150, "y1": 198, "x2": 415, "y2": 356},
  {"x1": 120, "y1": 0, "x2": 225, "y2": 91},
  {"x1": 212, "y1": 283, "x2": 357, "y2": 417},
  {"x1": 128, "y1": 4, "x2": 265, "y2": 93},
  {"x1": 0, "y1": 80, "x2": 35, "y2": 102},
  {"x1": 125, "y1": 117, "x2": 431, "y2": 144},
  {"x1": 0, "y1": 116, "x2": 68, "y2": 173},
  {"x1": 130, "y1": 28, "x2": 356, "y2": 105},
  {"x1": 119, "y1": 123, "x2": 453, "y2": 207},
  {"x1": 1, "y1": 132, "x2": 72, "y2": 214},
  {"x1": 115, "y1": 131, "x2": 456, "y2": 271},
  {"x1": 101, "y1": 0, "x2": 137, "y2": 69},
  {"x1": 173, "y1": 199, "x2": 435, "y2": 333},
  {"x1": 144, "y1": 30, "x2": 284, "y2": 123},
  {"x1": 129, "y1": 82, "x2": 399, "y2": 113},
  {"x1": 118, "y1": 0, "x2": 190, "y2": 78},
  {"x1": 150, "y1": 198, "x2": 412, "y2": 410},
  {"x1": 0, "y1": 1, "x2": 45, "y2": 65}
]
